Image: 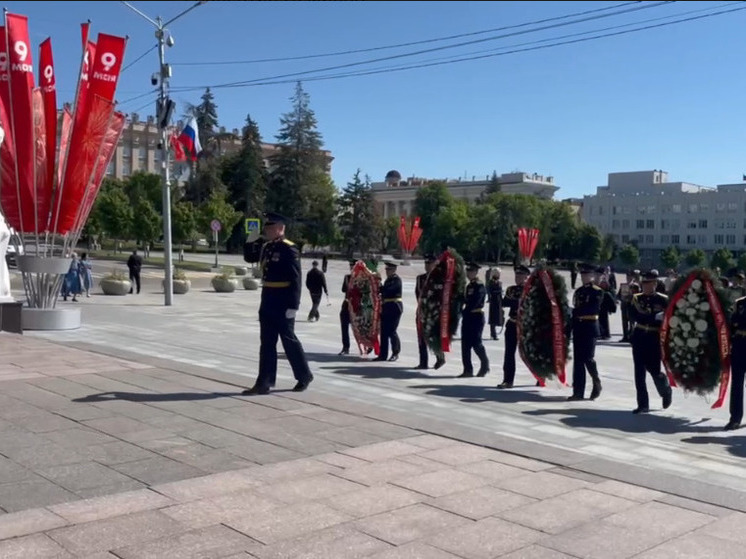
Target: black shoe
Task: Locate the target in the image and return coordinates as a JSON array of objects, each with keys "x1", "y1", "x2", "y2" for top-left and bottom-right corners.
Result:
[
  {"x1": 477, "y1": 368, "x2": 490, "y2": 377},
  {"x1": 414, "y1": 364, "x2": 428, "y2": 370},
  {"x1": 662, "y1": 390, "x2": 672, "y2": 410},
  {"x1": 372, "y1": 356, "x2": 387, "y2": 362},
  {"x1": 242, "y1": 385, "x2": 270, "y2": 395},
  {"x1": 434, "y1": 357, "x2": 445, "y2": 370},
  {"x1": 724, "y1": 421, "x2": 742, "y2": 431},
  {"x1": 590, "y1": 384, "x2": 602, "y2": 401},
  {"x1": 567, "y1": 395, "x2": 584, "y2": 401},
  {"x1": 632, "y1": 407, "x2": 650, "y2": 414},
  {"x1": 366, "y1": 348, "x2": 374, "y2": 355},
  {"x1": 293, "y1": 375, "x2": 314, "y2": 392},
  {"x1": 496, "y1": 382, "x2": 513, "y2": 389},
  {"x1": 458, "y1": 371, "x2": 474, "y2": 378},
  {"x1": 338, "y1": 349, "x2": 349, "y2": 356},
  {"x1": 388, "y1": 354, "x2": 399, "y2": 362},
  {"x1": 535, "y1": 381, "x2": 541, "y2": 387}
]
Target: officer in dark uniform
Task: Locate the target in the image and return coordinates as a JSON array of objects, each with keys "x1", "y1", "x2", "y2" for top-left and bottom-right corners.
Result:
[
  {"x1": 487, "y1": 269, "x2": 504, "y2": 340},
  {"x1": 243, "y1": 212, "x2": 314, "y2": 395},
  {"x1": 415, "y1": 255, "x2": 442, "y2": 369},
  {"x1": 374, "y1": 261, "x2": 403, "y2": 362},
  {"x1": 628, "y1": 271, "x2": 672, "y2": 414},
  {"x1": 338, "y1": 260, "x2": 355, "y2": 355},
  {"x1": 459, "y1": 262, "x2": 490, "y2": 378},
  {"x1": 497, "y1": 265, "x2": 529, "y2": 389},
  {"x1": 725, "y1": 295, "x2": 746, "y2": 430},
  {"x1": 568, "y1": 263, "x2": 605, "y2": 401}
]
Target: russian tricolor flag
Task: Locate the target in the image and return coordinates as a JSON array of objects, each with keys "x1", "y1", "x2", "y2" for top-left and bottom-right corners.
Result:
[{"x1": 177, "y1": 116, "x2": 202, "y2": 161}]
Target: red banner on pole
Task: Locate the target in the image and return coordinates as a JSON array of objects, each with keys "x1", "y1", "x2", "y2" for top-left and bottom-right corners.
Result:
[
  {"x1": 518, "y1": 228, "x2": 540, "y2": 261},
  {"x1": 5, "y1": 12, "x2": 37, "y2": 233},
  {"x1": 38, "y1": 38, "x2": 56, "y2": 197},
  {"x1": 0, "y1": 25, "x2": 18, "y2": 230}
]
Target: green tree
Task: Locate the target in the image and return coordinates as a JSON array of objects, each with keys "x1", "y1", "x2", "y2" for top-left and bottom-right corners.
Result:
[
  {"x1": 97, "y1": 185, "x2": 133, "y2": 242},
  {"x1": 338, "y1": 169, "x2": 378, "y2": 256},
  {"x1": 131, "y1": 197, "x2": 162, "y2": 247},
  {"x1": 266, "y1": 81, "x2": 327, "y2": 220},
  {"x1": 618, "y1": 243, "x2": 640, "y2": 268},
  {"x1": 599, "y1": 234, "x2": 618, "y2": 263},
  {"x1": 738, "y1": 253, "x2": 746, "y2": 273},
  {"x1": 184, "y1": 158, "x2": 224, "y2": 205},
  {"x1": 660, "y1": 245, "x2": 681, "y2": 270},
  {"x1": 195, "y1": 87, "x2": 218, "y2": 148},
  {"x1": 542, "y1": 201, "x2": 578, "y2": 262},
  {"x1": 711, "y1": 248, "x2": 735, "y2": 272},
  {"x1": 484, "y1": 171, "x2": 501, "y2": 195},
  {"x1": 198, "y1": 190, "x2": 241, "y2": 244},
  {"x1": 413, "y1": 182, "x2": 454, "y2": 254},
  {"x1": 489, "y1": 193, "x2": 544, "y2": 263},
  {"x1": 574, "y1": 223, "x2": 602, "y2": 263},
  {"x1": 430, "y1": 200, "x2": 474, "y2": 257},
  {"x1": 376, "y1": 216, "x2": 400, "y2": 253},
  {"x1": 123, "y1": 171, "x2": 162, "y2": 213},
  {"x1": 222, "y1": 113, "x2": 267, "y2": 215},
  {"x1": 171, "y1": 201, "x2": 197, "y2": 247},
  {"x1": 684, "y1": 248, "x2": 706, "y2": 268},
  {"x1": 300, "y1": 170, "x2": 338, "y2": 248}
]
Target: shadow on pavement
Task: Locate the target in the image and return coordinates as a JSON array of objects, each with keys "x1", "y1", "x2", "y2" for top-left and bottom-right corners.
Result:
[
  {"x1": 411, "y1": 383, "x2": 569, "y2": 404},
  {"x1": 72, "y1": 390, "x2": 280, "y2": 403},
  {"x1": 681, "y1": 434, "x2": 746, "y2": 458},
  {"x1": 523, "y1": 407, "x2": 718, "y2": 435},
  {"x1": 319, "y1": 364, "x2": 455, "y2": 381}
]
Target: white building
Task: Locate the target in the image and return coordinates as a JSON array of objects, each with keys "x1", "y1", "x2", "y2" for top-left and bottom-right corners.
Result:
[
  {"x1": 372, "y1": 171, "x2": 559, "y2": 219},
  {"x1": 581, "y1": 170, "x2": 746, "y2": 265}
]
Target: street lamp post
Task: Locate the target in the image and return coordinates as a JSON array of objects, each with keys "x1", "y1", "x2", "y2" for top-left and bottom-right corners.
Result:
[{"x1": 121, "y1": 1, "x2": 206, "y2": 306}]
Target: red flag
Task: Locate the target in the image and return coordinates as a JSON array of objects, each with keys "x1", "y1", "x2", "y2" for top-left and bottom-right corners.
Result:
[
  {"x1": 397, "y1": 215, "x2": 407, "y2": 253},
  {"x1": 170, "y1": 132, "x2": 186, "y2": 162},
  {"x1": 0, "y1": 26, "x2": 19, "y2": 230},
  {"x1": 407, "y1": 216, "x2": 422, "y2": 253},
  {"x1": 31, "y1": 88, "x2": 48, "y2": 231},
  {"x1": 5, "y1": 12, "x2": 36, "y2": 233},
  {"x1": 38, "y1": 39, "x2": 56, "y2": 222},
  {"x1": 81, "y1": 22, "x2": 89, "y2": 49}
]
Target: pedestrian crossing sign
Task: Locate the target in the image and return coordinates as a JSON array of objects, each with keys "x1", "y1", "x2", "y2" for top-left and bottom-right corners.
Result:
[{"x1": 245, "y1": 218, "x2": 261, "y2": 235}]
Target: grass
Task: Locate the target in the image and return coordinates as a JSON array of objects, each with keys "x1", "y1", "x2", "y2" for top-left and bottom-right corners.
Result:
[{"x1": 88, "y1": 252, "x2": 213, "y2": 273}]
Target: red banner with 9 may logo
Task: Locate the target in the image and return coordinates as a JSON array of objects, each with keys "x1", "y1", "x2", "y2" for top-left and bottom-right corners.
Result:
[
  {"x1": 38, "y1": 38, "x2": 56, "y2": 201},
  {"x1": 5, "y1": 13, "x2": 36, "y2": 233}
]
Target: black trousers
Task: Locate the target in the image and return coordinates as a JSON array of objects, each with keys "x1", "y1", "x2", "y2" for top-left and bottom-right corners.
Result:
[
  {"x1": 502, "y1": 319, "x2": 518, "y2": 383},
  {"x1": 379, "y1": 303, "x2": 402, "y2": 359},
  {"x1": 621, "y1": 302, "x2": 631, "y2": 340},
  {"x1": 631, "y1": 328, "x2": 670, "y2": 409},
  {"x1": 418, "y1": 329, "x2": 428, "y2": 367},
  {"x1": 572, "y1": 321, "x2": 601, "y2": 398},
  {"x1": 308, "y1": 292, "x2": 322, "y2": 320},
  {"x1": 462, "y1": 313, "x2": 489, "y2": 373},
  {"x1": 256, "y1": 308, "x2": 312, "y2": 388},
  {"x1": 340, "y1": 304, "x2": 350, "y2": 351},
  {"x1": 730, "y1": 344, "x2": 746, "y2": 423},
  {"x1": 129, "y1": 270, "x2": 141, "y2": 294}
]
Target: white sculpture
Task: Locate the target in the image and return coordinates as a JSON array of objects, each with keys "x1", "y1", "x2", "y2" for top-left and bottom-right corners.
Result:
[{"x1": 0, "y1": 124, "x2": 14, "y2": 301}]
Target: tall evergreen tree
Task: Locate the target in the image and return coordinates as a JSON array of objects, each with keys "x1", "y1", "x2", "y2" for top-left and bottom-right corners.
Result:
[
  {"x1": 485, "y1": 171, "x2": 501, "y2": 195},
  {"x1": 196, "y1": 87, "x2": 218, "y2": 147},
  {"x1": 338, "y1": 170, "x2": 378, "y2": 257},
  {"x1": 222, "y1": 113, "x2": 267, "y2": 216}
]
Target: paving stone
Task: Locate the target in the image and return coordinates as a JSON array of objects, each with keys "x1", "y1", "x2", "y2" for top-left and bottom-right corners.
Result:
[
  {"x1": 458, "y1": 459, "x2": 532, "y2": 482},
  {"x1": 418, "y1": 443, "x2": 512, "y2": 466},
  {"x1": 263, "y1": 415, "x2": 339, "y2": 436},
  {"x1": 337, "y1": 459, "x2": 434, "y2": 487},
  {"x1": 315, "y1": 427, "x2": 387, "y2": 447},
  {"x1": 353, "y1": 503, "x2": 472, "y2": 546},
  {"x1": 13, "y1": 412, "x2": 82, "y2": 433},
  {"x1": 161, "y1": 490, "x2": 280, "y2": 529},
  {"x1": 315, "y1": 452, "x2": 370, "y2": 469},
  {"x1": 392, "y1": 468, "x2": 488, "y2": 497},
  {"x1": 52, "y1": 405, "x2": 115, "y2": 422},
  {"x1": 136, "y1": 436, "x2": 200, "y2": 453},
  {"x1": 590, "y1": 479, "x2": 665, "y2": 502},
  {"x1": 368, "y1": 541, "x2": 462, "y2": 559},
  {"x1": 226, "y1": 502, "x2": 352, "y2": 545},
  {"x1": 117, "y1": 427, "x2": 180, "y2": 444},
  {"x1": 429, "y1": 516, "x2": 545, "y2": 559},
  {"x1": 493, "y1": 471, "x2": 591, "y2": 499},
  {"x1": 3, "y1": 440, "x2": 85, "y2": 470},
  {"x1": 78, "y1": 441, "x2": 160, "y2": 466},
  {"x1": 253, "y1": 525, "x2": 392, "y2": 559},
  {"x1": 0, "y1": 476, "x2": 78, "y2": 512},
  {"x1": 484, "y1": 451, "x2": 554, "y2": 472},
  {"x1": 498, "y1": 488, "x2": 637, "y2": 534},
  {"x1": 161, "y1": 444, "x2": 257, "y2": 473},
  {"x1": 82, "y1": 416, "x2": 157, "y2": 435},
  {"x1": 253, "y1": 432, "x2": 347, "y2": 455},
  {"x1": 225, "y1": 441, "x2": 305, "y2": 465},
  {"x1": 0, "y1": 533, "x2": 74, "y2": 559},
  {"x1": 499, "y1": 545, "x2": 579, "y2": 559},
  {"x1": 295, "y1": 409, "x2": 369, "y2": 427},
  {"x1": 0, "y1": 456, "x2": 36, "y2": 484},
  {"x1": 398, "y1": 435, "x2": 458, "y2": 450},
  {"x1": 428, "y1": 485, "x2": 537, "y2": 520},
  {"x1": 656, "y1": 494, "x2": 735, "y2": 518},
  {"x1": 41, "y1": 427, "x2": 120, "y2": 449},
  {"x1": 341, "y1": 440, "x2": 424, "y2": 462},
  {"x1": 603, "y1": 501, "x2": 716, "y2": 538},
  {"x1": 111, "y1": 456, "x2": 206, "y2": 485},
  {"x1": 633, "y1": 533, "x2": 746, "y2": 558},
  {"x1": 325, "y1": 483, "x2": 425, "y2": 518},
  {"x1": 251, "y1": 457, "x2": 341, "y2": 484},
  {"x1": 697, "y1": 511, "x2": 746, "y2": 542},
  {"x1": 0, "y1": 507, "x2": 67, "y2": 539},
  {"x1": 152, "y1": 469, "x2": 262, "y2": 502},
  {"x1": 75, "y1": 480, "x2": 148, "y2": 499},
  {"x1": 49, "y1": 489, "x2": 174, "y2": 524},
  {"x1": 47, "y1": 510, "x2": 184, "y2": 556},
  {"x1": 37, "y1": 462, "x2": 136, "y2": 493},
  {"x1": 114, "y1": 524, "x2": 260, "y2": 559}
]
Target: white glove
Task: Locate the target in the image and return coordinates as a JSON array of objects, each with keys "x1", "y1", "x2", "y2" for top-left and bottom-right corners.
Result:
[
  {"x1": 285, "y1": 309, "x2": 297, "y2": 320},
  {"x1": 655, "y1": 312, "x2": 664, "y2": 322}
]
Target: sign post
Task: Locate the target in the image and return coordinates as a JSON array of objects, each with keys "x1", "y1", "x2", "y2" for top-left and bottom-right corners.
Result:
[
  {"x1": 211, "y1": 219, "x2": 222, "y2": 269},
  {"x1": 245, "y1": 218, "x2": 261, "y2": 236}
]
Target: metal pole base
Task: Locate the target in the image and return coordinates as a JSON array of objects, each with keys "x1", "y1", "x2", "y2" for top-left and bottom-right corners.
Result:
[{"x1": 22, "y1": 307, "x2": 81, "y2": 331}]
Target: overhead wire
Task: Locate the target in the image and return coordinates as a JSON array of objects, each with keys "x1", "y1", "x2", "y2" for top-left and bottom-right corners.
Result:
[
  {"x1": 122, "y1": 43, "x2": 158, "y2": 73},
  {"x1": 171, "y1": 0, "x2": 646, "y2": 66}
]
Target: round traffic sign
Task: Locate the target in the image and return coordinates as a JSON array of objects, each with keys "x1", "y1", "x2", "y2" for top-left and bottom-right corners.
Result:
[{"x1": 210, "y1": 219, "x2": 222, "y2": 232}]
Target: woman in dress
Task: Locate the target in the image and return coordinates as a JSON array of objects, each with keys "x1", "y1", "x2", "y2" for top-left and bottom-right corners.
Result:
[
  {"x1": 62, "y1": 252, "x2": 83, "y2": 302},
  {"x1": 79, "y1": 253, "x2": 93, "y2": 297}
]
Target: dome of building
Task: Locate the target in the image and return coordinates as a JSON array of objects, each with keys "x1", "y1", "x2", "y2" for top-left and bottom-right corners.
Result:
[{"x1": 385, "y1": 170, "x2": 401, "y2": 182}]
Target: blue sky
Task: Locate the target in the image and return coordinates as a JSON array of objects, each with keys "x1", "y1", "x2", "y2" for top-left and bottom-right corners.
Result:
[{"x1": 7, "y1": 1, "x2": 746, "y2": 198}]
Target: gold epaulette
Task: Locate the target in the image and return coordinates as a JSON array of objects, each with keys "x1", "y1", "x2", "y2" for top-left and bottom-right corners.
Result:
[{"x1": 282, "y1": 239, "x2": 295, "y2": 246}]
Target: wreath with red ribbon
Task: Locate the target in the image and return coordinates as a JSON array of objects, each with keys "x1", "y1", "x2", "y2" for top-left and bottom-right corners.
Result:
[
  {"x1": 660, "y1": 268, "x2": 733, "y2": 408},
  {"x1": 517, "y1": 267, "x2": 571, "y2": 384},
  {"x1": 347, "y1": 261, "x2": 382, "y2": 355}
]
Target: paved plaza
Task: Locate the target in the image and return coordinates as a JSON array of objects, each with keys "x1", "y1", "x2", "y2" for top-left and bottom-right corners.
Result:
[{"x1": 0, "y1": 257, "x2": 744, "y2": 556}]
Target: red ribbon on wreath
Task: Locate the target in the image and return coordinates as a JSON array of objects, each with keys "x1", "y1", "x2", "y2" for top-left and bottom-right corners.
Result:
[
  {"x1": 517, "y1": 272, "x2": 546, "y2": 387},
  {"x1": 706, "y1": 279, "x2": 731, "y2": 409},
  {"x1": 538, "y1": 269, "x2": 567, "y2": 385},
  {"x1": 347, "y1": 261, "x2": 381, "y2": 356},
  {"x1": 440, "y1": 252, "x2": 456, "y2": 352}
]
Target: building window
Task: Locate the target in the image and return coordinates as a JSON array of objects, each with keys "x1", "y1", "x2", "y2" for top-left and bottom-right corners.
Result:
[
  {"x1": 613, "y1": 206, "x2": 618, "y2": 215},
  {"x1": 638, "y1": 206, "x2": 646, "y2": 214},
  {"x1": 726, "y1": 234, "x2": 736, "y2": 245},
  {"x1": 729, "y1": 202, "x2": 738, "y2": 213},
  {"x1": 645, "y1": 235, "x2": 654, "y2": 244},
  {"x1": 648, "y1": 205, "x2": 656, "y2": 214},
  {"x1": 661, "y1": 219, "x2": 669, "y2": 230},
  {"x1": 727, "y1": 220, "x2": 736, "y2": 229},
  {"x1": 671, "y1": 234, "x2": 680, "y2": 244},
  {"x1": 672, "y1": 204, "x2": 681, "y2": 213},
  {"x1": 122, "y1": 160, "x2": 131, "y2": 177},
  {"x1": 717, "y1": 203, "x2": 726, "y2": 212},
  {"x1": 717, "y1": 220, "x2": 725, "y2": 229},
  {"x1": 699, "y1": 203, "x2": 709, "y2": 212},
  {"x1": 714, "y1": 234, "x2": 724, "y2": 244},
  {"x1": 689, "y1": 204, "x2": 698, "y2": 213},
  {"x1": 106, "y1": 159, "x2": 115, "y2": 177},
  {"x1": 622, "y1": 219, "x2": 630, "y2": 229},
  {"x1": 646, "y1": 219, "x2": 655, "y2": 229},
  {"x1": 636, "y1": 220, "x2": 644, "y2": 229},
  {"x1": 637, "y1": 234, "x2": 645, "y2": 243},
  {"x1": 671, "y1": 219, "x2": 680, "y2": 229},
  {"x1": 698, "y1": 219, "x2": 708, "y2": 229},
  {"x1": 612, "y1": 220, "x2": 620, "y2": 230},
  {"x1": 661, "y1": 234, "x2": 670, "y2": 244},
  {"x1": 139, "y1": 146, "x2": 147, "y2": 161},
  {"x1": 623, "y1": 206, "x2": 631, "y2": 214},
  {"x1": 687, "y1": 235, "x2": 696, "y2": 245},
  {"x1": 122, "y1": 145, "x2": 132, "y2": 158},
  {"x1": 687, "y1": 221, "x2": 697, "y2": 229},
  {"x1": 622, "y1": 234, "x2": 630, "y2": 243},
  {"x1": 698, "y1": 235, "x2": 706, "y2": 244},
  {"x1": 598, "y1": 206, "x2": 604, "y2": 216}
]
